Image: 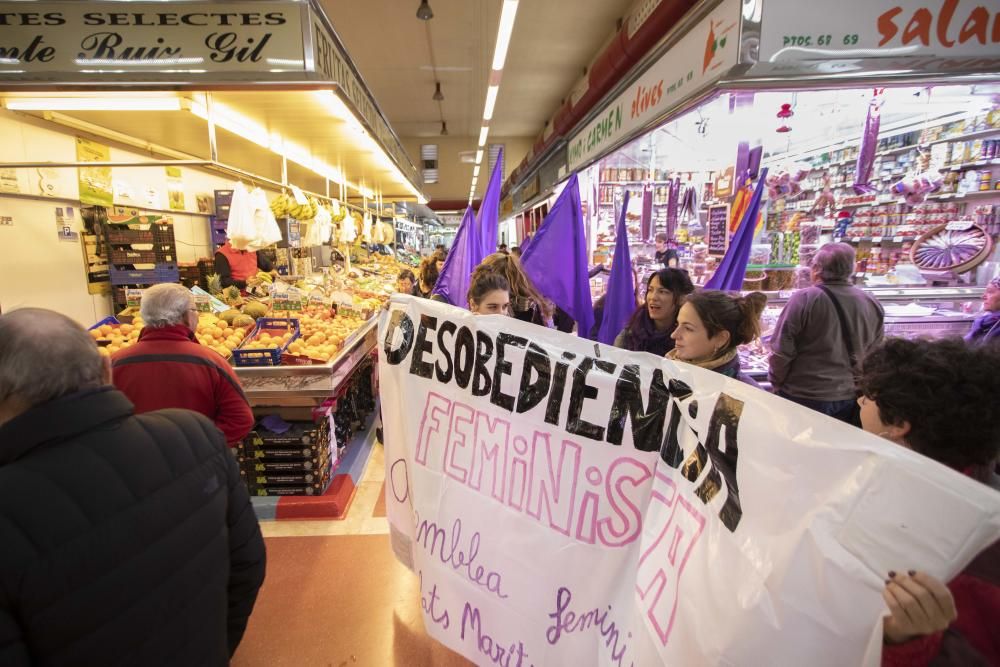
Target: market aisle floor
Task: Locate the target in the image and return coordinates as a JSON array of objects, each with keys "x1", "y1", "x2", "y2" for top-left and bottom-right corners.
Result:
[{"x1": 233, "y1": 444, "x2": 473, "y2": 666}]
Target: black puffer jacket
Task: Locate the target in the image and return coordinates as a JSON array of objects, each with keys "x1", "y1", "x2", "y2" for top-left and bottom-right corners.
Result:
[{"x1": 0, "y1": 387, "x2": 266, "y2": 666}]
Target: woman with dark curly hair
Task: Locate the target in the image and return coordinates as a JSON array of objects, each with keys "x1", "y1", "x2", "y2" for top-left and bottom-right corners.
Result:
[
  {"x1": 614, "y1": 269, "x2": 694, "y2": 356},
  {"x1": 416, "y1": 250, "x2": 447, "y2": 298},
  {"x1": 856, "y1": 338, "x2": 1000, "y2": 666}
]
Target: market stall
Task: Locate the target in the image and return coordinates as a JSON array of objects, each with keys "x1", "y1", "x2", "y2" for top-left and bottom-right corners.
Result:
[
  {"x1": 0, "y1": 0, "x2": 426, "y2": 508},
  {"x1": 507, "y1": 0, "x2": 1000, "y2": 363}
]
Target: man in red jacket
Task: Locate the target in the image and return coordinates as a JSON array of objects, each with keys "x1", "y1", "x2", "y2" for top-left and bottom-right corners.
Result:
[{"x1": 112, "y1": 283, "x2": 254, "y2": 446}]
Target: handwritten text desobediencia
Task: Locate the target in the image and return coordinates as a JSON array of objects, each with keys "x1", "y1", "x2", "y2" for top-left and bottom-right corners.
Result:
[{"x1": 383, "y1": 308, "x2": 746, "y2": 547}]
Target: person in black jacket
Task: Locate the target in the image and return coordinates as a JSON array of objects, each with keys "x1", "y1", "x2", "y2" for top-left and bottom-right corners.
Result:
[{"x1": 0, "y1": 308, "x2": 266, "y2": 666}]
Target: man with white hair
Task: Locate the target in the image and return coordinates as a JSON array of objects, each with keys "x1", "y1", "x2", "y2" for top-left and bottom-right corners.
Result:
[
  {"x1": 0, "y1": 308, "x2": 266, "y2": 665},
  {"x1": 112, "y1": 283, "x2": 254, "y2": 446},
  {"x1": 769, "y1": 242, "x2": 884, "y2": 424}
]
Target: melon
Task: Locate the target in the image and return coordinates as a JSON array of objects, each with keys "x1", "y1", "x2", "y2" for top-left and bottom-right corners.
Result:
[
  {"x1": 219, "y1": 309, "x2": 242, "y2": 325},
  {"x1": 232, "y1": 314, "x2": 256, "y2": 329},
  {"x1": 241, "y1": 302, "x2": 269, "y2": 319}
]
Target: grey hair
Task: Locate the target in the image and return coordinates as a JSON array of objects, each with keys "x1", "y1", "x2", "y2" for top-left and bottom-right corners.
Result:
[
  {"x1": 811, "y1": 242, "x2": 856, "y2": 283},
  {"x1": 140, "y1": 283, "x2": 194, "y2": 328},
  {"x1": 0, "y1": 309, "x2": 105, "y2": 407}
]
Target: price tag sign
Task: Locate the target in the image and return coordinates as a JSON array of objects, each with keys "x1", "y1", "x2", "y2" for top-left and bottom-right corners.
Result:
[
  {"x1": 194, "y1": 294, "x2": 212, "y2": 313},
  {"x1": 125, "y1": 288, "x2": 144, "y2": 308},
  {"x1": 945, "y1": 220, "x2": 974, "y2": 231}
]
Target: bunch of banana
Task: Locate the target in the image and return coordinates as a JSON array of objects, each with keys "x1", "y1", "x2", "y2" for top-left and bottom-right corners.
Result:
[
  {"x1": 255, "y1": 271, "x2": 274, "y2": 284},
  {"x1": 270, "y1": 192, "x2": 294, "y2": 217},
  {"x1": 331, "y1": 201, "x2": 347, "y2": 222},
  {"x1": 288, "y1": 197, "x2": 319, "y2": 221}
]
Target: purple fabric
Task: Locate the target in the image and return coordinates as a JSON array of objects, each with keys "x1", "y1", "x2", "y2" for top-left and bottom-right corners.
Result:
[
  {"x1": 705, "y1": 167, "x2": 768, "y2": 291},
  {"x1": 666, "y1": 177, "x2": 681, "y2": 240},
  {"x1": 853, "y1": 95, "x2": 882, "y2": 195},
  {"x1": 432, "y1": 207, "x2": 478, "y2": 307},
  {"x1": 734, "y1": 141, "x2": 750, "y2": 190},
  {"x1": 641, "y1": 187, "x2": 652, "y2": 241},
  {"x1": 476, "y1": 147, "x2": 504, "y2": 260},
  {"x1": 747, "y1": 146, "x2": 763, "y2": 180},
  {"x1": 521, "y1": 174, "x2": 594, "y2": 337},
  {"x1": 598, "y1": 191, "x2": 636, "y2": 345}
]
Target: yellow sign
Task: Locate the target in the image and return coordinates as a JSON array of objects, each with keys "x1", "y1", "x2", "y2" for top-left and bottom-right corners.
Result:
[{"x1": 76, "y1": 137, "x2": 112, "y2": 207}]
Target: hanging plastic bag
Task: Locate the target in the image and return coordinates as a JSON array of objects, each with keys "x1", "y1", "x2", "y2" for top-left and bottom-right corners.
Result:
[
  {"x1": 362, "y1": 212, "x2": 373, "y2": 243},
  {"x1": 226, "y1": 182, "x2": 255, "y2": 250},
  {"x1": 248, "y1": 187, "x2": 282, "y2": 249}
]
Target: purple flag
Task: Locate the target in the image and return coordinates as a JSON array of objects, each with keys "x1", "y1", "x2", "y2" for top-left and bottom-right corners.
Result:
[
  {"x1": 598, "y1": 191, "x2": 635, "y2": 345},
  {"x1": 521, "y1": 174, "x2": 594, "y2": 337},
  {"x1": 476, "y1": 147, "x2": 504, "y2": 261},
  {"x1": 432, "y1": 207, "x2": 478, "y2": 307},
  {"x1": 705, "y1": 168, "x2": 769, "y2": 291}
]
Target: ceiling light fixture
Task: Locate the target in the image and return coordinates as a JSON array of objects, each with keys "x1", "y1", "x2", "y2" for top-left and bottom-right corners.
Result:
[
  {"x1": 478, "y1": 125, "x2": 489, "y2": 147},
  {"x1": 440, "y1": 121, "x2": 448, "y2": 136},
  {"x1": 416, "y1": 0, "x2": 433, "y2": 20},
  {"x1": 5, "y1": 96, "x2": 184, "y2": 111},
  {"x1": 475, "y1": 149, "x2": 484, "y2": 165},
  {"x1": 473, "y1": 165, "x2": 481, "y2": 178},
  {"x1": 433, "y1": 81, "x2": 444, "y2": 101},
  {"x1": 491, "y1": 0, "x2": 520, "y2": 70},
  {"x1": 483, "y1": 85, "x2": 499, "y2": 121}
]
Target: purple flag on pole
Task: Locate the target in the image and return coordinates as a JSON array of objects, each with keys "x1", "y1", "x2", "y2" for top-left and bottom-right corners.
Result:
[
  {"x1": 705, "y1": 168, "x2": 769, "y2": 291},
  {"x1": 476, "y1": 147, "x2": 503, "y2": 260},
  {"x1": 597, "y1": 191, "x2": 635, "y2": 345},
  {"x1": 521, "y1": 174, "x2": 594, "y2": 337},
  {"x1": 432, "y1": 207, "x2": 478, "y2": 307}
]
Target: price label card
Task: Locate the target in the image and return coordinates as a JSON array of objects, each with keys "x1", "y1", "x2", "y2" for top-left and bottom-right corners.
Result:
[
  {"x1": 126, "y1": 288, "x2": 144, "y2": 308},
  {"x1": 195, "y1": 294, "x2": 212, "y2": 313},
  {"x1": 945, "y1": 220, "x2": 974, "y2": 231}
]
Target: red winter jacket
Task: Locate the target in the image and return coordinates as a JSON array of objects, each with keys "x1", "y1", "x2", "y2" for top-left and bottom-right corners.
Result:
[{"x1": 111, "y1": 325, "x2": 254, "y2": 446}]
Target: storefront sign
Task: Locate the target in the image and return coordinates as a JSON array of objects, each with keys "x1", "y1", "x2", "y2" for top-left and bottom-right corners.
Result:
[
  {"x1": 759, "y1": 0, "x2": 1000, "y2": 62},
  {"x1": 567, "y1": 0, "x2": 740, "y2": 171},
  {"x1": 0, "y1": 2, "x2": 306, "y2": 73},
  {"x1": 309, "y1": 12, "x2": 419, "y2": 188},
  {"x1": 379, "y1": 296, "x2": 1000, "y2": 666}
]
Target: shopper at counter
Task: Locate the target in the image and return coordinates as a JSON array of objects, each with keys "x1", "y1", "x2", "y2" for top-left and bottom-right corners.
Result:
[
  {"x1": 0, "y1": 308, "x2": 266, "y2": 665},
  {"x1": 417, "y1": 250, "x2": 447, "y2": 298},
  {"x1": 965, "y1": 276, "x2": 1000, "y2": 346},
  {"x1": 214, "y1": 239, "x2": 276, "y2": 290},
  {"x1": 473, "y1": 252, "x2": 554, "y2": 327},
  {"x1": 468, "y1": 272, "x2": 511, "y2": 315},
  {"x1": 668, "y1": 290, "x2": 766, "y2": 386},
  {"x1": 654, "y1": 233, "x2": 680, "y2": 268},
  {"x1": 769, "y1": 243, "x2": 883, "y2": 424},
  {"x1": 614, "y1": 269, "x2": 694, "y2": 355},
  {"x1": 397, "y1": 269, "x2": 418, "y2": 295},
  {"x1": 112, "y1": 284, "x2": 254, "y2": 446},
  {"x1": 854, "y1": 338, "x2": 1000, "y2": 666}
]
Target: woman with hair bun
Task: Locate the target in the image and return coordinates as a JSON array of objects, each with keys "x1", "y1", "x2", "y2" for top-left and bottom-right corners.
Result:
[{"x1": 668, "y1": 290, "x2": 767, "y2": 386}]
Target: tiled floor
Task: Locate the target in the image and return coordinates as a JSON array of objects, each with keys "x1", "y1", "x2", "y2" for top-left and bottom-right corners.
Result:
[{"x1": 233, "y1": 444, "x2": 473, "y2": 666}]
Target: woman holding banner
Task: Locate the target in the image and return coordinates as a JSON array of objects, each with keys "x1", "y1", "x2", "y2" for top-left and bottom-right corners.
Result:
[
  {"x1": 614, "y1": 268, "x2": 694, "y2": 355},
  {"x1": 857, "y1": 338, "x2": 1000, "y2": 665},
  {"x1": 473, "y1": 253, "x2": 553, "y2": 327},
  {"x1": 667, "y1": 290, "x2": 766, "y2": 386},
  {"x1": 467, "y1": 273, "x2": 511, "y2": 316}
]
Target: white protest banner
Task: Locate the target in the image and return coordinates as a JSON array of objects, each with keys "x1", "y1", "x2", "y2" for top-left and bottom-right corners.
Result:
[{"x1": 379, "y1": 295, "x2": 1000, "y2": 666}]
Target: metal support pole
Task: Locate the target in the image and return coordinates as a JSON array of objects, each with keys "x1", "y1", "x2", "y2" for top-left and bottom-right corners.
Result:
[{"x1": 205, "y1": 92, "x2": 219, "y2": 163}]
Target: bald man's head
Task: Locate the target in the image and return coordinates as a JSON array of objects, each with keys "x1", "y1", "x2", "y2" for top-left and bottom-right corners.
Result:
[{"x1": 0, "y1": 309, "x2": 108, "y2": 421}]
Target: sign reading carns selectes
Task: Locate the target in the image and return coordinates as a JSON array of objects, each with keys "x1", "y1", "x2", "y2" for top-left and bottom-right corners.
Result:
[
  {"x1": 383, "y1": 308, "x2": 746, "y2": 547},
  {"x1": 0, "y1": 4, "x2": 303, "y2": 70}
]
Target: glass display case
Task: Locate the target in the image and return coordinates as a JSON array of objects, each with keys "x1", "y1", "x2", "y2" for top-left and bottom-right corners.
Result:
[{"x1": 740, "y1": 286, "x2": 983, "y2": 381}]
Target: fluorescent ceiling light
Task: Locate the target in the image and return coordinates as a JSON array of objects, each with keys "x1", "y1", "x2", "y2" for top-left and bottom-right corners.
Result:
[
  {"x1": 491, "y1": 1, "x2": 519, "y2": 71},
  {"x1": 475, "y1": 149, "x2": 484, "y2": 165},
  {"x1": 5, "y1": 96, "x2": 183, "y2": 111},
  {"x1": 478, "y1": 125, "x2": 489, "y2": 147},
  {"x1": 188, "y1": 99, "x2": 271, "y2": 148},
  {"x1": 473, "y1": 165, "x2": 481, "y2": 178},
  {"x1": 483, "y1": 85, "x2": 499, "y2": 121}
]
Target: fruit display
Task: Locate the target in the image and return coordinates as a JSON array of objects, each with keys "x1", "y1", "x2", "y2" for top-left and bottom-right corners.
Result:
[
  {"x1": 910, "y1": 223, "x2": 992, "y2": 274},
  {"x1": 90, "y1": 319, "x2": 143, "y2": 356},
  {"x1": 285, "y1": 308, "x2": 370, "y2": 364},
  {"x1": 193, "y1": 313, "x2": 251, "y2": 359}
]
